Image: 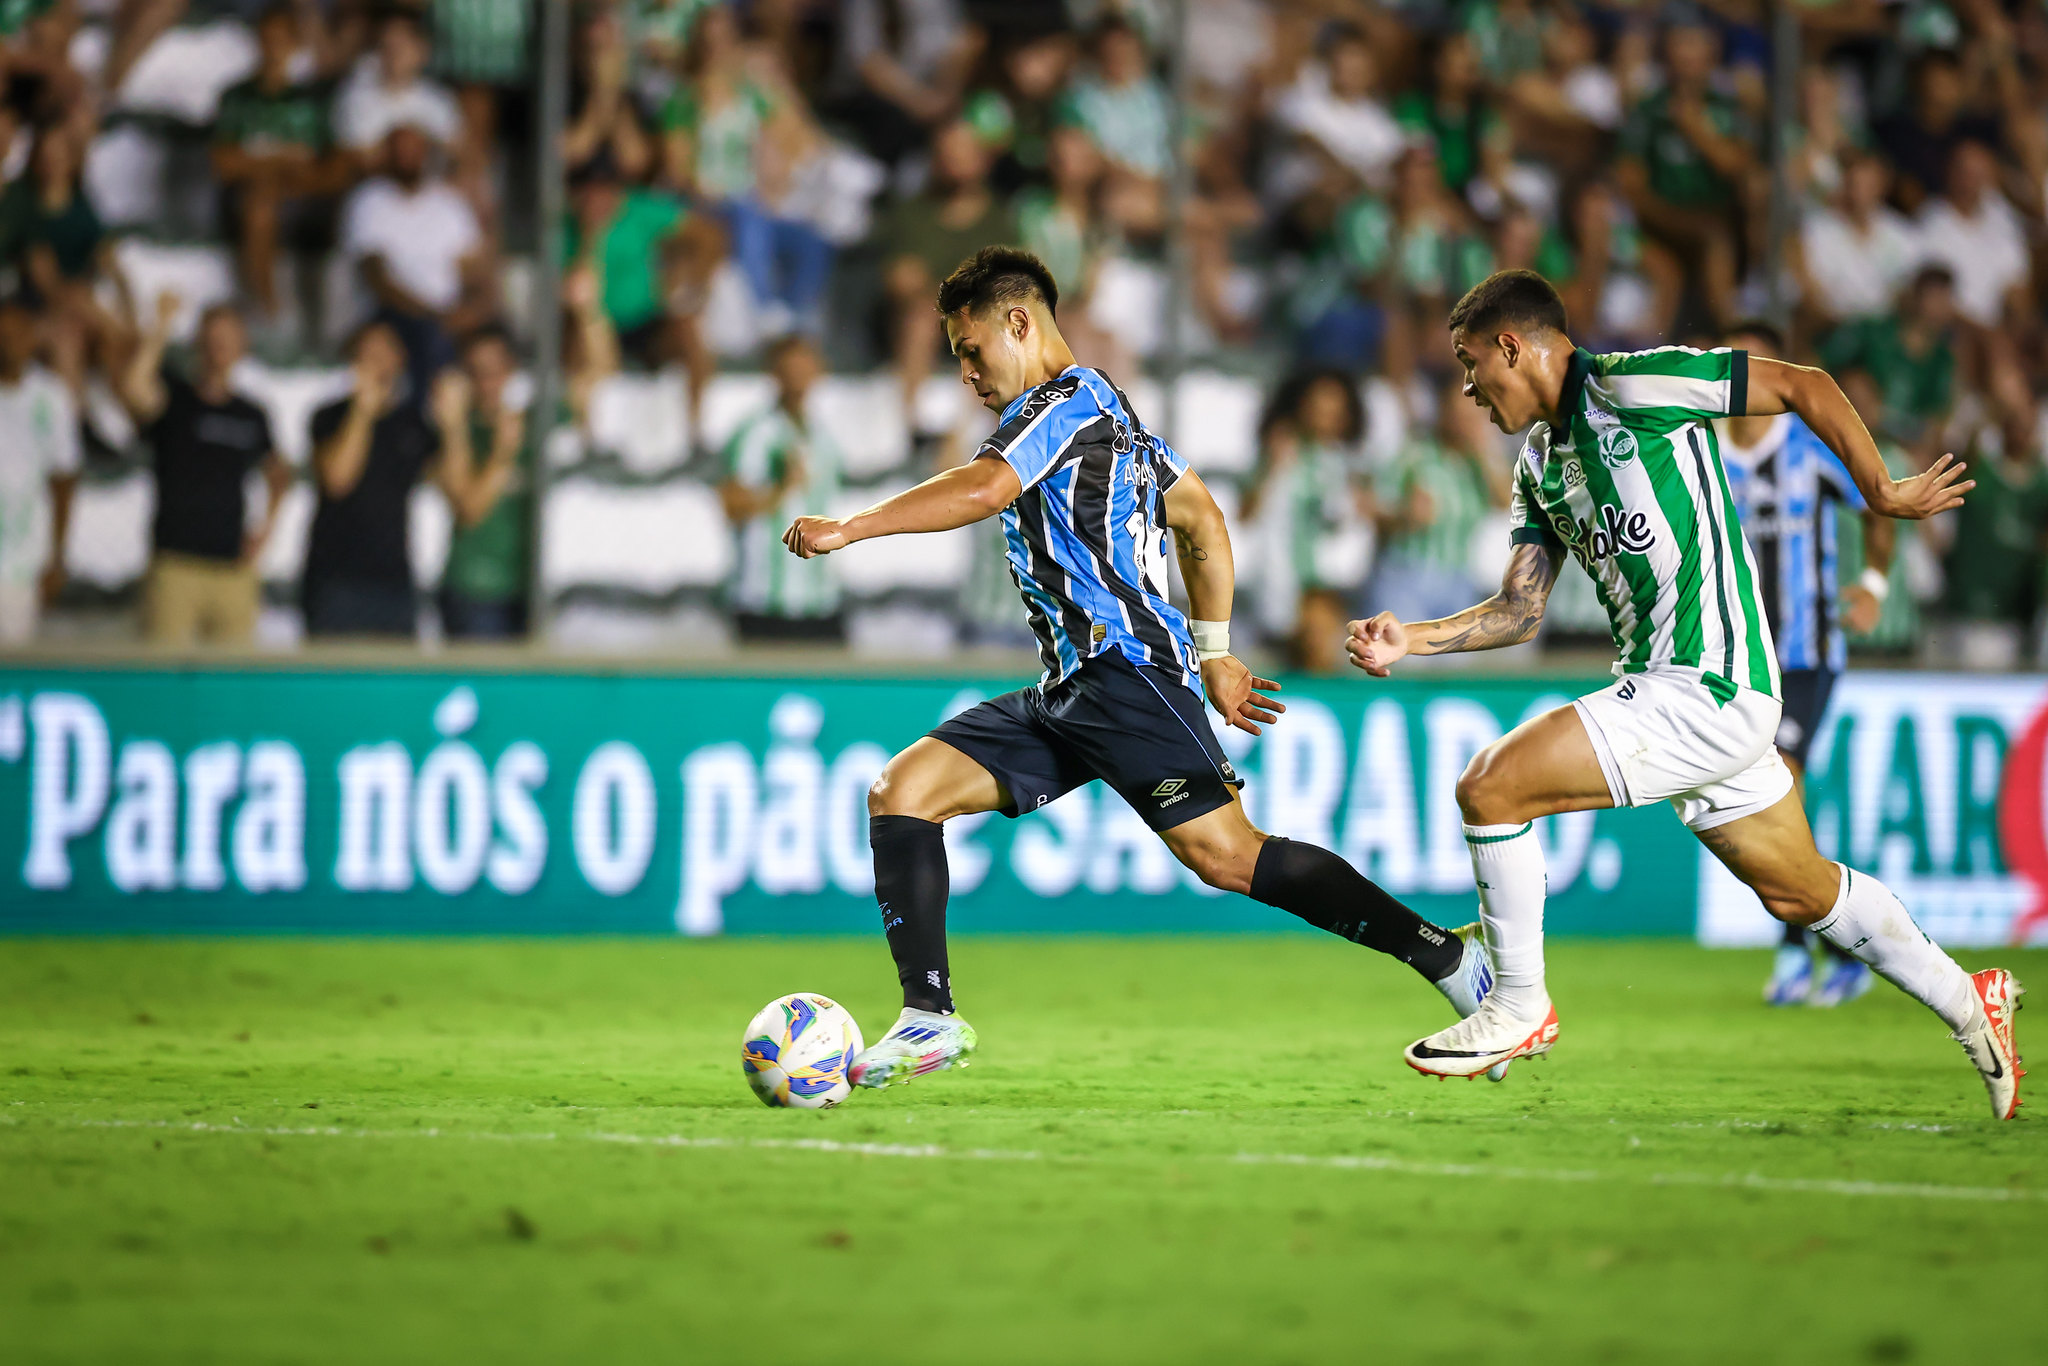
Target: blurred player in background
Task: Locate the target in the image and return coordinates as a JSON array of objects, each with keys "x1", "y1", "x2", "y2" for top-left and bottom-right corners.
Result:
[
  {"x1": 1716, "y1": 320, "x2": 1893, "y2": 1008},
  {"x1": 1350, "y1": 270, "x2": 2024, "y2": 1119},
  {"x1": 784, "y1": 247, "x2": 1496, "y2": 1089}
]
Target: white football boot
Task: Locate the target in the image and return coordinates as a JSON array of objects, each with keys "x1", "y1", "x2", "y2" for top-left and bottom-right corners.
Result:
[
  {"x1": 1405, "y1": 991, "x2": 1560, "y2": 1080},
  {"x1": 849, "y1": 1007, "x2": 979, "y2": 1090},
  {"x1": 1430, "y1": 923, "x2": 1511, "y2": 1083},
  {"x1": 1953, "y1": 969, "x2": 2025, "y2": 1120}
]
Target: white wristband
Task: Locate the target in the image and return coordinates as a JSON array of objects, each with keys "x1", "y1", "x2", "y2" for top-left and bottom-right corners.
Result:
[
  {"x1": 1190, "y1": 618, "x2": 1231, "y2": 661},
  {"x1": 1858, "y1": 567, "x2": 1891, "y2": 603}
]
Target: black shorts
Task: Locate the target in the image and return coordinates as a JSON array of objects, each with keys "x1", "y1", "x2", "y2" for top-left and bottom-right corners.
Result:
[
  {"x1": 930, "y1": 650, "x2": 1242, "y2": 832},
  {"x1": 1774, "y1": 667, "x2": 1839, "y2": 769}
]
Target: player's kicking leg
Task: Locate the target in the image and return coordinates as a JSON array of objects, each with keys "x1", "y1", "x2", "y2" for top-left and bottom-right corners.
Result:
[
  {"x1": 853, "y1": 736, "x2": 1000, "y2": 1089},
  {"x1": 1696, "y1": 795, "x2": 2025, "y2": 1120},
  {"x1": 1401, "y1": 704, "x2": 1615, "y2": 1078}
]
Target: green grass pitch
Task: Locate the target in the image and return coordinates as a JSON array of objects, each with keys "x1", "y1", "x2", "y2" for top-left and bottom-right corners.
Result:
[{"x1": 3, "y1": 936, "x2": 2044, "y2": 1365}]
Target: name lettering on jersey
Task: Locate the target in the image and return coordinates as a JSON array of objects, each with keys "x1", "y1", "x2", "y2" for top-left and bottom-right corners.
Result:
[
  {"x1": 1596, "y1": 426, "x2": 1640, "y2": 470},
  {"x1": 1557, "y1": 503, "x2": 1657, "y2": 561}
]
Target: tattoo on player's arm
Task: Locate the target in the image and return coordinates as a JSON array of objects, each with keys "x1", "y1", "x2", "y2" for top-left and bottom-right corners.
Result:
[
  {"x1": 1173, "y1": 528, "x2": 1208, "y2": 562},
  {"x1": 1419, "y1": 544, "x2": 1562, "y2": 654}
]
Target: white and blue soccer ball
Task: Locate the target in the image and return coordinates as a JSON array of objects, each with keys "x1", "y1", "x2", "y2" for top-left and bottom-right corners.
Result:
[{"x1": 741, "y1": 993, "x2": 864, "y2": 1109}]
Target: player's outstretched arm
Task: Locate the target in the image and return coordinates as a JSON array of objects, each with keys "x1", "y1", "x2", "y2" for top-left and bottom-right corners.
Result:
[
  {"x1": 783, "y1": 457, "x2": 1022, "y2": 558},
  {"x1": 1746, "y1": 356, "x2": 1974, "y2": 520},
  {"x1": 1163, "y1": 469, "x2": 1283, "y2": 735},
  {"x1": 1346, "y1": 541, "x2": 1562, "y2": 676}
]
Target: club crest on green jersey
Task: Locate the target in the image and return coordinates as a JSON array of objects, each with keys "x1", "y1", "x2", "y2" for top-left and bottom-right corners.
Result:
[{"x1": 1596, "y1": 426, "x2": 1639, "y2": 469}]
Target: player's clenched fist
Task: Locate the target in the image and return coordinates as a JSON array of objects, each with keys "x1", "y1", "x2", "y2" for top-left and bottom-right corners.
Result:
[
  {"x1": 783, "y1": 515, "x2": 848, "y2": 559},
  {"x1": 1346, "y1": 613, "x2": 1408, "y2": 677}
]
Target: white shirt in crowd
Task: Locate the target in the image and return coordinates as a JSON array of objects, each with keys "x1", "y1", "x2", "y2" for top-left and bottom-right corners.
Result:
[
  {"x1": 1800, "y1": 204, "x2": 1922, "y2": 321},
  {"x1": 1275, "y1": 64, "x2": 1405, "y2": 187},
  {"x1": 0, "y1": 365, "x2": 79, "y2": 642},
  {"x1": 333, "y1": 65, "x2": 461, "y2": 150},
  {"x1": 1916, "y1": 191, "x2": 2029, "y2": 327},
  {"x1": 341, "y1": 177, "x2": 482, "y2": 313}
]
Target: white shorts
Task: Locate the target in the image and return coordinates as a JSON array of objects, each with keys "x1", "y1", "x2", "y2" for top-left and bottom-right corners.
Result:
[{"x1": 1571, "y1": 671, "x2": 1794, "y2": 832}]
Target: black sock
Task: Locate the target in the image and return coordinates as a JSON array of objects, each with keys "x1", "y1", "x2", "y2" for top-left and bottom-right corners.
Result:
[
  {"x1": 1781, "y1": 919, "x2": 1808, "y2": 950},
  {"x1": 870, "y1": 815, "x2": 953, "y2": 1013},
  {"x1": 1249, "y1": 836, "x2": 1462, "y2": 983}
]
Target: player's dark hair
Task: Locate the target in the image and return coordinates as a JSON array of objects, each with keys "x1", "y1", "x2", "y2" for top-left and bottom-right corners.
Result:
[
  {"x1": 937, "y1": 245, "x2": 1059, "y2": 319},
  {"x1": 1447, "y1": 268, "x2": 1568, "y2": 338},
  {"x1": 1725, "y1": 319, "x2": 1784, "y2": 355}
]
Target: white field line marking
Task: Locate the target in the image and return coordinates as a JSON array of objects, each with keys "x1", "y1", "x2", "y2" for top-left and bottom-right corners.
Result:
[{"x1": 24, "y1": 1117, "x2": 2048, "y2": 1206}]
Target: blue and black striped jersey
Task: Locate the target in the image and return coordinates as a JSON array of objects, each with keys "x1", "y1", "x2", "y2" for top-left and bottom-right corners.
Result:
[
  {"x1": 1717, "y1": 413, "x2": 1867, "y2": 673},
  {"x1": 974, "y1": 366, "x2": 1199, "y2": 692}
]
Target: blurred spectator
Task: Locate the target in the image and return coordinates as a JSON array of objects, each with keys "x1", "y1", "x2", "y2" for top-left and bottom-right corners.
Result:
[
  {"x1": 1504, "y1": 6, "x2": 1622, "y2": 175},
  {"x1": 1933, "y1": 354, "x2": 2048, "y2": 667},
  {"x1": 1016, "y1": 123, "x2": 1129, "y2": 374},
  {"x1": 1615, "y1": 18, "x2": 1756, "y2": 330},
  {"x1": 564, "y1": 158, "x2": 719, "y2": 389},
  {"x1": 1273, "y1": 22, "x2": 1402, "y2": 192},
  {"x1": 0, "y1": 296, "x2": 76, "y2": 645},
  {"x1": 434, "y1": 325, "x2": 531, "y2": 640},
  {"x1": 1241, "y1": 370, "x2": 1370, "y2": 673},
  {"x1": 662, "y1": 3, "x2": 834, "y2": 334},
  {"x1": 335, "y1": 11, "x2": 463, "y2": 174},
  {"x1": 1393, "y1": 31, "x2": 1505, "y2": 198},
  {"x1": 303, "y1": 320, "x2": 442, "y2": 638},
  {"x1": 430, "y1": 0, "x2": 533, "y2": 205},
  {"x1": 565, "y1": 4, "x2": 655, "y2": 182},
  {"x1": 834, "y1": 0, "x2": 980, "y2": 166},
  {"x1": 5, "y1": 123, "x2": 131, "y2": 400},
  {"x1": 965, "y1": 30, "x2": 1075, "y2": 195},
  {"x1": 1367, "y1": 382, "x2": 1511, "y2": 624},
  {"x1": 1819, "y1": 265, "x2": 1959, "y2": 457},
  {"x1": 341, "y1": 123, "x2": 489, "y2": 401},
  {"x1": 1873, "y1": 50, "x2": 2001, "y2": 214},
  {"x1": 119, "y1": 294, "x2": 288, "y2": 647},
  {"x1": 718, "y1": 333, "x2": 842, "y2": 641},
  {"x1": 212, "y1": 3, "x2": 350, "y2": 323},
  {"x1": 1556, "y1": 179, "x2": 1659, "y2": 349},
  {"x1": 1915, "y1": 139, "x2": 2029, "y2": 330},
  {"x1": 1064, "y1": 16, "x2": 1169, "y2": 235},
  {"x1": 873, "y1": 119, "x2": 1013, "y2": 401},
  {"x1": 1796, "y1": 149, "x2": 1920, "y2": 331}
]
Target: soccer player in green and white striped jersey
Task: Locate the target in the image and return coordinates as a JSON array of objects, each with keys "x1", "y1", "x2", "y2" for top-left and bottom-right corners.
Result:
[
  {"x1": 1347, "y1": 269, "x2": 2025, "y2": 1120},
  {"x1": 719, "y1": 336, "x2": 844, "y2": 640}
]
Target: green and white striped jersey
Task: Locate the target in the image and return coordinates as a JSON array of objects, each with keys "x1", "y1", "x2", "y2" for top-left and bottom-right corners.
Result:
[
  {"x1": 724, "y1": 405, "x2": 842, "y2": 619},
  {"x1": 1510, "y1": 346, "x2": 1778, "y2": 701}
]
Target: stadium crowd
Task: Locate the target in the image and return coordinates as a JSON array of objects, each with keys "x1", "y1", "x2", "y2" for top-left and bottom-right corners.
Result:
[{"x1": 0, "y1": 0, "x2": 2044, "y2": 667}]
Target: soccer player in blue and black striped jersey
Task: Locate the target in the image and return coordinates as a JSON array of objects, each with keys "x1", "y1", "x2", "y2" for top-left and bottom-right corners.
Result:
[
  {"x1": 783, "y1": 246, "x2": 1497, "y2": 1088},
  {"x1": 1717, "y1": 321, "x2": 1896, "y2": 1009}
]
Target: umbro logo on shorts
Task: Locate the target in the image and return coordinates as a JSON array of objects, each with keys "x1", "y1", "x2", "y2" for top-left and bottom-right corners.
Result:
[{"x1": 1153, "y1": 778, "x2": 1190, "y2": 808}]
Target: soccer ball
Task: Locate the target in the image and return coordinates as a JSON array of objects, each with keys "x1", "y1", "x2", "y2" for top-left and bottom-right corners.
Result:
[{"x1": 741, "y1": 993, "x2": 865, "y2": 1109}]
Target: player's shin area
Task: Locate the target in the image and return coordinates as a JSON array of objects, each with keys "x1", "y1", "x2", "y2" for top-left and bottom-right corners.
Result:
[{"x1": 865, "y1": 738, "x2": 1476, "y2": 1019}]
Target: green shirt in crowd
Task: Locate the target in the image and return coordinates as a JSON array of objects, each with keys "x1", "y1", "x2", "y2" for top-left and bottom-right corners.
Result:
[
  {"x1": 1391, "y1": 91, "x2": 1501, "y2": 191},
  {"x1": 1818, "y1": 317, "x2": 1955, "y2": 438},
  {"x1": 724, "y1": 404, "x2": 842, "y2": 619},
  {"x1": 442, "y1": 410, "x2": 536, "y2": 604},
  {"x1": 1377, "y1": 438, "x2": 1497, "y2": 575},
  {"x1": 1942, "y1": 449, "x2": 2048, "y2": 624},
  {"x1": 661, "y1": 81, "x2": 773, "y2": 202},
  {"x1": 213, "y1": 76, "x2": 334, "y2": 155},
  {"x1": 433, "y1": 0, "x2": 531, "y2": 85},
  {"x1": 874, "y1": 194, "x2": 1017, "y2": 284},
  {"x1": 1, "y1": 180, "x2": 104, "y2": 280},
  {"x1": 562, "y1": 188, "x2": 685, "y2": 331},
  {"x1": 1618, "y1": 89, "x2": 1752, "y2": 208}
]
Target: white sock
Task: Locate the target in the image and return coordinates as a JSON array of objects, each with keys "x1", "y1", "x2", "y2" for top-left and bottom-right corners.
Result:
[
  {"x1": 1810, "y1": 864, "x2": 1977, "y2": 1032},
  {"x1": 1465, "y1": 821, "x2": 1548, "y2": 1017}
]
